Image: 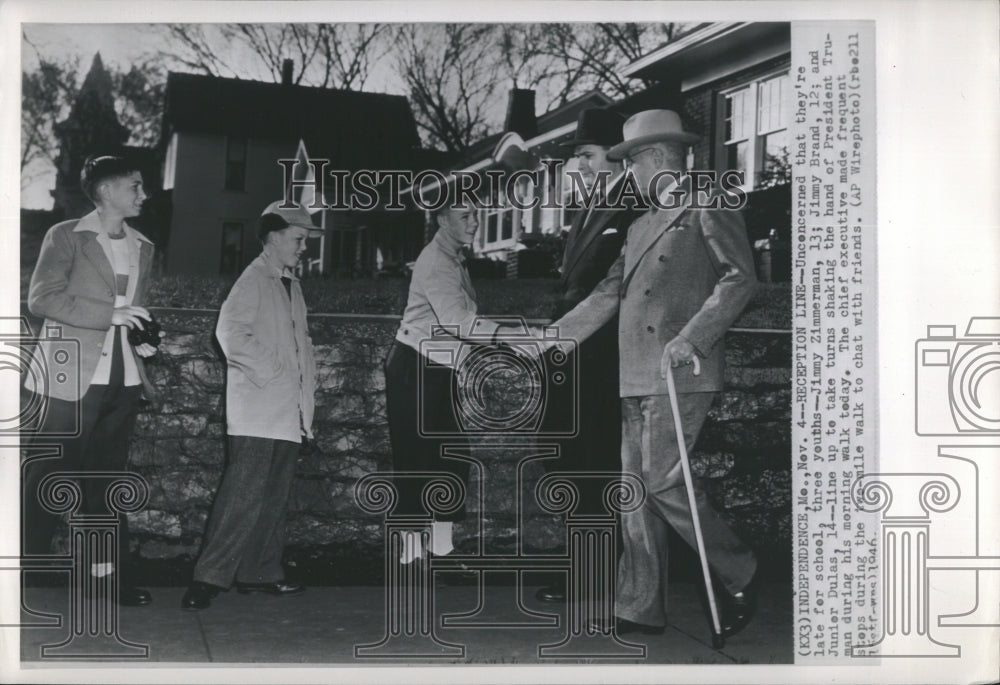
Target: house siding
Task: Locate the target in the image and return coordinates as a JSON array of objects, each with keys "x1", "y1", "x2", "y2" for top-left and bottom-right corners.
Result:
[{"x1": 166, "y1": 133, "x2": 297, "y2": 274}]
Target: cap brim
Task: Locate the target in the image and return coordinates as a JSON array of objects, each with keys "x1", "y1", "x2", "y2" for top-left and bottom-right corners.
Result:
[
  {"x1": 606, "y1": 132, "x2": 701, "y2": 161},
  {"x1": 287, "y1": 221, "x2": 324, "y2": 235}
]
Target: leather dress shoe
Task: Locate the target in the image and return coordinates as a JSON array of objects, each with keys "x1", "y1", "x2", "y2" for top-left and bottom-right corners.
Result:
[
  {"x1": 589, "y1": 616, "x2": 665, "y2": 636},
  {"x1": 82, "y1": 575, "x2": 152, "y2": 606},
  {"x1": 182, "y1": 581, "x2": 222, "y2": 610},
  {"x1": 720, "y1": 572, "x2": 760, "y2": 638},
  {"x1": 534, "y1": 582, "x2": 566, "y2": 603},
  {"x1": 235, "y1": 580, "x2": 305, "y2": 596},
  {"x1": 119, "y1": 585, "x2": 153, "y2": 607}
]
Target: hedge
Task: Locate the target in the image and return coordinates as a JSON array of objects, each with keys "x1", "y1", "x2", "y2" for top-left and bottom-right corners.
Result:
[{"x1": 19, "y1": 269, "x2": 790, "y2": 330}]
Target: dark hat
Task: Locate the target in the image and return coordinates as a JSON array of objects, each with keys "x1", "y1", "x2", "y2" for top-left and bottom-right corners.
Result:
[
  {"x1": 559, "y1": 108, "x2": 626, "y2": 148},
  {"x1": 258, "y1": 200, "x2": 324, "y2": 241}
]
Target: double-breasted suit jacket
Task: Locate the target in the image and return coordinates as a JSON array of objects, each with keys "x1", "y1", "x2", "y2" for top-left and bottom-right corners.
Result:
[
  {"x1": 27, "y1": 211, "x2": 156, "y2": 402},
  {"x1": 554, "y1": 176, "x2": 757, "y2": 397},
  {"x1": 555, "y1": 174, "x2": 632, "y2": 317}
]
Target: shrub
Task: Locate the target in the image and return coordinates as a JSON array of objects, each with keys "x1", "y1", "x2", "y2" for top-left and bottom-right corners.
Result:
[{"x1": 21, "y1": 269, "x2": 789, "y2": 330}]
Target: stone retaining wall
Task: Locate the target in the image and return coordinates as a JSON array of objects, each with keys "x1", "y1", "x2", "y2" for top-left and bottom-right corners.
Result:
[
  {"x1": 19, "y1": 308, "x2": 788, "y2": 580},
  {"x1": 115, "y1": 310, "x2": 791, "y2": 580}
]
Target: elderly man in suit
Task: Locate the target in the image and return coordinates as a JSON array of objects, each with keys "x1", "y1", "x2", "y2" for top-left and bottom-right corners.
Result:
[
  {"x1": 535, "y1": 107, "x2": 634, "y2": 604},
  {"x1": 548, "y1": 110, "x2": 759, "y2": 637},
  {"x1": 23, "y1": 154, "x2": 159, "y2": 606}
]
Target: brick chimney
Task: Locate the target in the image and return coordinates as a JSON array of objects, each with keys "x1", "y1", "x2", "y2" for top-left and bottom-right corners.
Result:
[
  {"x1": 504, "y1": 89, "x2": 537, "y2": 140},
  {"x1": 281, "y1": 59, "x2": 294, "y2": 86}
]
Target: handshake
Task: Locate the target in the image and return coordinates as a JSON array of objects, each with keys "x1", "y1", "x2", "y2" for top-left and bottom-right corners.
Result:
[
  {"x1": 420, "y1": 318, "x2": 579, "y2": 436},
  {"x1": 494, "y1": 322, "x2": 570, "y2": 361}
]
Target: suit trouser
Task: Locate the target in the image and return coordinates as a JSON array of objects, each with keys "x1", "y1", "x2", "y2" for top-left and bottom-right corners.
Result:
[
  {"x1": 22, "y1": 330, "x2": 141, "y2": 582},
  {"x1": 384, "y1": 341, "x2": 470, "y2": 521},
  {"x1": 540, "y1": 317, "x2": 621, "y2": 516},
  {"x1": 192, "y1": 436, "x2": 299, "y2": 588},
  {"x1": 616, "y1": 392, "x2": 757, "y2": 627}
]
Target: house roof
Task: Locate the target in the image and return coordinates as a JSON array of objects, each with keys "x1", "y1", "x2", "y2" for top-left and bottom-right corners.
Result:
[
  {"x1": 399, "y1": 90, "x2": 614, "y2": 199},
  {"x1": 621, "y1": 22, "x2": 790, "y2": 90},
  {"x1": 457, "y1": 90, "x2": 614, "y2": 167},
  {"x1": 161, "y1": 72, "x2": 422, "y2": 169}
]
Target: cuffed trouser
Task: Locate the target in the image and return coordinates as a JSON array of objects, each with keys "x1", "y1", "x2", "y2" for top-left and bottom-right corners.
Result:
[
  {"x1": 22, "y1": 330, "x2": 141, "y2": 582},
  {"x1": 383, "y1": 340, "x2": 470, "y2": 521},
  {"x1": 192, "y1": 436, "x2": 299, "y2": 588},
  {"x1": 615, "y1": 392, "x2": 757, "y2": 628}
]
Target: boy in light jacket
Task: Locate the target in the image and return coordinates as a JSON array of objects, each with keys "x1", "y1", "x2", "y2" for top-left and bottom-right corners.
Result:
[{"x1": 182, "y1": 201, "x2": 321, "y2": 610}]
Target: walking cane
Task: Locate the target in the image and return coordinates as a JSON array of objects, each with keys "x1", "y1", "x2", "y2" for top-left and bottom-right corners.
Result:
[{"x1": 662, "y1": 355, "x2": 725, "y2": 649}]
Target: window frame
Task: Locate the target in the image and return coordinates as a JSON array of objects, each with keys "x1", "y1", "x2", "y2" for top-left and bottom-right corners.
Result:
[
  {"x1": 717, "y1": 69, "x2": 790, "y2": 191},
  {"x1": 478, "y1": 177, "x2": 521, "y2": 253}
]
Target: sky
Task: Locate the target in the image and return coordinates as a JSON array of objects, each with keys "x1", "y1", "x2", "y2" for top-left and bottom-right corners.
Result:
[
  {"x1": 21, "y1": 24, "x2": 172, "y2": 209},
  {"x1": 19, "y1": 23, "x2": 404, "y2": 209},
  {"x1": 23, "y1": 24, "x2": 172, "y2": 72}
]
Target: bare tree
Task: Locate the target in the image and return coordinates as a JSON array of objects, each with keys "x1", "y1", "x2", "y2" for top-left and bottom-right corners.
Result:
[
  {"x1": 158, "y1": 23, "x2": 390, "y2": 90},
  {"x1": 112, "y1": 58, "x2": 167, "y2": 148},
  {"x1": 22, "y1": 43, "x2": 170, "y2": 199},
  {"x1": 157, "y1": 22, "x2": 691, "y2": 155},
  {"x1": 314, "y1": 24, "x2": 388, "y2": 89},
  {"x1": 525, "y1": 22, "x2": 692, "y2": 110},
  {"x1": 397, "y1": 22, "x2": 691, "y2": 153},
  {"x1": 395, "y1": 24, "x2": 506, "y2": 154},
  {"x1": 21, "y1": 37, "x2": 79, "y2": 184},
  {"x1": 158, "y1": 25, "x2": 240, "y2": 79}
]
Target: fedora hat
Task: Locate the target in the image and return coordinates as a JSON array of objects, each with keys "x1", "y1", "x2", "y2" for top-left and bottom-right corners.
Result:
[
  {"x1": 559, "y1": 108, "x2": 626, "y2": 148},
  {"x1": 607, "y1": 109, "x2": 700, "y2": 161}
]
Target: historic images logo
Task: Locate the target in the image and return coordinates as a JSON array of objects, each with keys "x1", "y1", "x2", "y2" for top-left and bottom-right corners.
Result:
[
  {"x1": 915, "y1": 318, "x2": 1000, "y2": 436},
  {"x1": 355, "y1": 318, "x2": 650, "y2": 659},
  {"x1": 850, "y1": 316, "x2": 1000, "y2": 658},
  {"x1": 4, "y1": 317, "x2": 151, "y2": 659},
  {"x1": 279, "y1": 158, "x2": 749, "y2": 213},
  {"x1": 1, "y1": 318, "x2": 81, "y2": 437},
  {"x1": 417, "y1": 319, "x2": 577, "y2": 437}
]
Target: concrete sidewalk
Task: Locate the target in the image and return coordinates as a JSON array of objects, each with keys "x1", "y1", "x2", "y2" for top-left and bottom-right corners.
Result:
[{"x1": 19, "y1": 582, "x2": 791, "y2": 665}]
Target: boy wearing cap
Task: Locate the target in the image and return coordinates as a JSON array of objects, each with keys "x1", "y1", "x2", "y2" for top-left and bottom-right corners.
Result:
[
  {"x1": 23, "y1": 154, "x2": 158, "y2": 607},
  {"x1": 182, "y1": 201, "x2": 321, "y2": 610}
]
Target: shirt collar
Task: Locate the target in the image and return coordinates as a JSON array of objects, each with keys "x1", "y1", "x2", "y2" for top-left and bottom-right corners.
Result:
[
  {"x1": 432, "y1": 229, "x2": 467, "y2": 262},
  {"x1": 579, "y1": 170, "x2": 626, "y2": 205},
  {"x1": 72, "y1": 210, "x2": 103, "y2": 234},
  {"x1": 72, "y1": 209, "x2": 154, "y2": 245}
]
